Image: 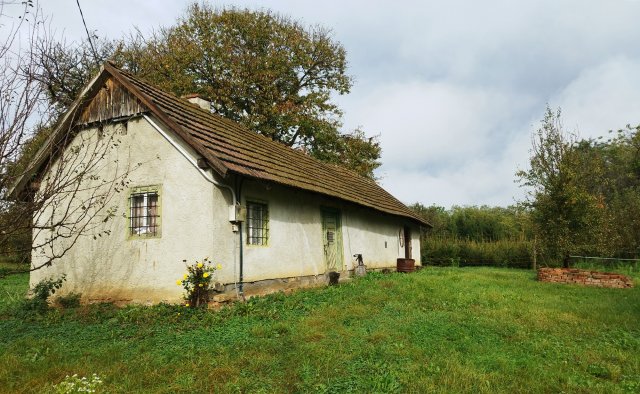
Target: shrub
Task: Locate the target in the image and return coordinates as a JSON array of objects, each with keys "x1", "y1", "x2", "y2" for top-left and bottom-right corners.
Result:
[
  {"x1": 56, "y1": 292, "x2": 82, "y2": 309},
  {"x1": 176, "y1": 258, "x2": 221, "y2": 308},
  {"x1": 20, "y1": 275, "x2": 66, "y2": 313},
  {"x1": 423, "y1": 237, "x2": 533, "y2": 269}
]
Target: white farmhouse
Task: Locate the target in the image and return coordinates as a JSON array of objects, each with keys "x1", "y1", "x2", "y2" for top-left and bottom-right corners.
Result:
[{"x1": 11, "y1": 62, "x2": 428, "y2": 303}]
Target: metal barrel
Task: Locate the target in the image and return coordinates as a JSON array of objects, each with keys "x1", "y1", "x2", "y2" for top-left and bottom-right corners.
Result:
[{"x1": 396, "y1": 258, "x2": 416, "y2": 273}]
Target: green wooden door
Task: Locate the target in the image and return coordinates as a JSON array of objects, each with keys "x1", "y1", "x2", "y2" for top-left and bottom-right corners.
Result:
[{"x1": 322, "y1": 209, "x2": 343, "y2": 272}]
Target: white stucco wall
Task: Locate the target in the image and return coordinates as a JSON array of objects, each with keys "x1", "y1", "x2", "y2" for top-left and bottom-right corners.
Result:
[
  {"x1": 31, "y1": 116, "x2": 234, "y2": 303},
  {"x1": 341, "y1": 206, "x2": 421, "y2": 270},
  {"x1": 240, "y1": 180, "x2": 421, "y2": 282},
  {"x1": 31, "y1": 116, "x2": 422, "y2": 304}
]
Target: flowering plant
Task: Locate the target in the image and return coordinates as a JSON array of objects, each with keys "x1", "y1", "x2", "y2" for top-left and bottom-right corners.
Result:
[
  {"x1": 53, "y1": 373, "x2": 103, "y2": 393},
  {"x1": 176, "y1": 258, "x2": 221, "y2": 307}
]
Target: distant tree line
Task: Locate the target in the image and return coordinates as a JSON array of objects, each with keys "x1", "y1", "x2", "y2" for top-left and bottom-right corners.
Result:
[
  {"x1": 410, "y1": 204, "x2": 531, "y2": 242},
  {"x1": 409, "y1": 204, "x2": 533, "y2": 268}
]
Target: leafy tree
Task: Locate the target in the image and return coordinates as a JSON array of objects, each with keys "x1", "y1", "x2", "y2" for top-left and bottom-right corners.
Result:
[
  {"x1": 584, "y1": 125, "x2": 640, "y2": 257},
  {"x1": 34, "y1": 3, "x2": 381, "y2": 178},
  {"x1": 129, "y1": 5, "x2": 350, "y2": 146},
  {"x1": 312, "y1": 128, "x2": 381, "y2": 179},
  {"x1": 33, "y1": 36, "x2": 115, "y2": 117},
  {"x1": 516, "y1": 107, "x2": 607, "y2": 266},
  {"x1": 408, "y1": 203, "x2": 449, "y2": 235}
]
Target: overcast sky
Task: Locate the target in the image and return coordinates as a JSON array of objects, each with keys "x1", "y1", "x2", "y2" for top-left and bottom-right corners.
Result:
[{"x1": 20, "y1": 0, "x2": 640, "y2": 208}]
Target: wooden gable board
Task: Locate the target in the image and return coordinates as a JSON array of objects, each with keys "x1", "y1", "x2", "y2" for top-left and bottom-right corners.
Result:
[{"x1": 77, "y1": 77, "x2": 146, "y2": 126}]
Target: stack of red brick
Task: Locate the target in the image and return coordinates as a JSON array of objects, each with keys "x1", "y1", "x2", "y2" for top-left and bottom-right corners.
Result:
[{"x1": 537, "y1": 268, "x2": 634, "y2": 288}]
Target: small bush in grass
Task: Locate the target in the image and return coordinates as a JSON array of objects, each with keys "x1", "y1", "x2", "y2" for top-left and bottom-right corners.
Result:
[
  {"x1": 176, "y1": 258, "x2": 220, "y2": 308},
  {"x1": 450, "y1": 257, "x2": 460, "y2": 268},
  {"x1": 20, "y1": 275, "x2": 66, "y2": 313},
  {"x1": 56, "y1": 292, "x2": 82, "y2": 309}
]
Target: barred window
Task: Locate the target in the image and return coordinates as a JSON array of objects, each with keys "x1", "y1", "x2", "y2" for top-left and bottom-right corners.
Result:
[
  {"x1": 247, "y1": 201, "x2": 268, "y2": 245},
  {"x1": 129, "y1": 188, "x2": 160, "y2": 237}
]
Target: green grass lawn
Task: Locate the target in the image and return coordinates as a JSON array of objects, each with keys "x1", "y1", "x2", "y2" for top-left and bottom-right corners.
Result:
[{"x1": 1, "y1": 267, "x2": 639, "y2": 393}]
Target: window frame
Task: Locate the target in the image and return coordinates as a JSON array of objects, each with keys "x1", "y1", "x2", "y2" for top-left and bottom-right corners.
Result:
[
  {"x1": 128, "y1": 185, "x2": 162, "y2": 239},
  {"x1": 246, "y1": 199, "x2": 269, "y2": 246}
]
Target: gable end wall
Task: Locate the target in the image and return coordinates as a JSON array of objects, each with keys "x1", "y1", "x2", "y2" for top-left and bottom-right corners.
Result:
[{"x1": 31, "y1": 116, "x2": 231, "y2": 304}]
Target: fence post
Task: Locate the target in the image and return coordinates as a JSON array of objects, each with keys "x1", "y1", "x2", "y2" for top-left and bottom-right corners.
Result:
[{"x1": 532, "y1": 236, "x2": 537, "y2": 271}]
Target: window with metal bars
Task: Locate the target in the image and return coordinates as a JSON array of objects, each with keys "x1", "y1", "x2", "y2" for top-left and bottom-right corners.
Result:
[
  {"x1": 129, "y1": 188, "x2": 160, "y2": 237},
  {"x1": 246, "y1": 201, "x2": 268, "y2": 245}
]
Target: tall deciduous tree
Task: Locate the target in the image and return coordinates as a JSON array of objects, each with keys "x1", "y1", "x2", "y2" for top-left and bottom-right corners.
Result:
[
  {"x1": 34, "y1": 3, "x2": 381, "y2": 178},
  {"x1": 516, "y1": 107, "x2": 607, "y2": 266},
  {"x1": 580, "y1": 125, "x2": 640, "y2": 257}
]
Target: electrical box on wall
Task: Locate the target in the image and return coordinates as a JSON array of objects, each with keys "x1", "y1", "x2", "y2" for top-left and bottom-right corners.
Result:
[{"x1": 229, "y1": 204, "x2": 246, "y2": 222}]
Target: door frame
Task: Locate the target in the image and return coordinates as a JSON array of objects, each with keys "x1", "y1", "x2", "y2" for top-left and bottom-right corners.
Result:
[
  {"x1": 321, "y1": 207, "x2": 344, "y2": 272},
  {"x1": 403, "y1": 225, "x2": 412, "y2": 259}
]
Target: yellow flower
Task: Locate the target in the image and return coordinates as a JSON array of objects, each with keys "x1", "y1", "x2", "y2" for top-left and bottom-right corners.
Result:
[
  {"x1": 198, "y1": 283, "x2": 203, "y2": 287},
  {"x1": 197, "y1": 262, "x2": 204, "y2": 268},
  {"x1": 183, "y1": 274, "x2": 188, "y2": 280},
  {"x1": 203, "y1": 272, "x2": 209, "y2": 278},
  {"x1": 216, "y1": 264, "x2": 222, "y2": 270},
  {"x1": 176, "y1": 280, "x2": 182, "y2": 286},
  {"x1": 185, "y1": 303, "x2": 190, "y2": 307}
]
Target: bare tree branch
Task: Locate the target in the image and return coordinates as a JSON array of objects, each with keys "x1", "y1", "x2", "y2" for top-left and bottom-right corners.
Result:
[{"x1": 0, "y1": 1, "x2": 135, "y2": 276}]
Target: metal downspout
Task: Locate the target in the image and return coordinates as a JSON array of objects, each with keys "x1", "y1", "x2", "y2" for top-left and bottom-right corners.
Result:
[
  {"x1": 239, "y1": 221, "x2": 244, "y2": 296},
  {"x1": 144, "y1": 115, "x2": 243, "y2": 295},
  {"x1": 236, "y1": 177, "x2": 245, "y2": 296},
  {"x1": 143, "y1": 115, "x2": 237, "y2": 205}
]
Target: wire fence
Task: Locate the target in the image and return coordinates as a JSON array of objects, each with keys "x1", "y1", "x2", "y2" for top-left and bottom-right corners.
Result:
[
  {"x1": 422, "y1": 237, "x2": 640, "y2": 272},
  {"x1": 569, "y1": 255, "x2": 640, "y2": 272},
  {"x1": 424, "y1": 257, "x2": 532, "y2": 269}
]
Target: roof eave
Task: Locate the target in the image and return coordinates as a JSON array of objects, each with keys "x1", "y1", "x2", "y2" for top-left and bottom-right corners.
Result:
[{"x1": 230, "y1": 171, "x2": 431, "y2": 227}]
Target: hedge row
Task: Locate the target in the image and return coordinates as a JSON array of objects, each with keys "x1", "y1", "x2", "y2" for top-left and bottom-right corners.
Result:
[{"x1": 422, "y1": 237, "x2": 533, "y2": 269}]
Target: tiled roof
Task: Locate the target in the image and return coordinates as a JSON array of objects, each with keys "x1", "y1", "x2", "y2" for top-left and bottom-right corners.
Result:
[
  {"x1": 20, "y1": 62, "x2": 426, "y2": 225},
  {"x1": 105, "y1": 63, "x2": 428, "y2": 225}
]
